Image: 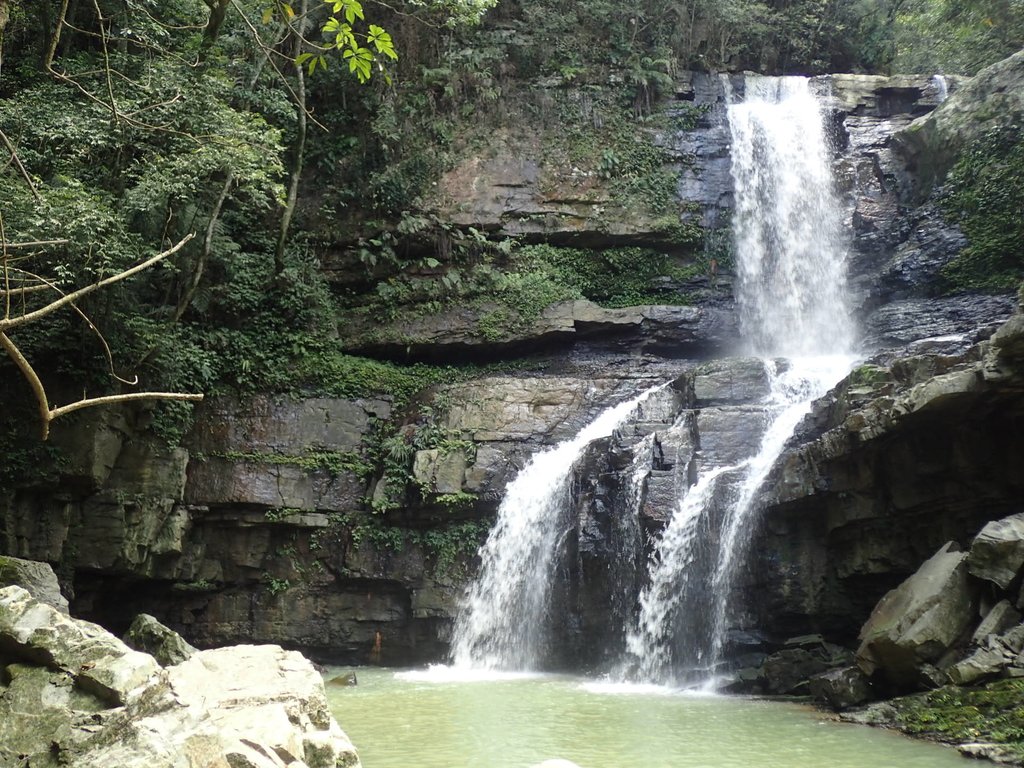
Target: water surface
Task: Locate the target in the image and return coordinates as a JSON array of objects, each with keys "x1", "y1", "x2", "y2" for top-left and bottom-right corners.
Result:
[{"x1": 326, "y1": 667, "x2": 969, "y2": 768}]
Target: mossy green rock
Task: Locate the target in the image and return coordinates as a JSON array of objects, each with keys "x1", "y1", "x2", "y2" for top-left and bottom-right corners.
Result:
[{"x1": 894, "y1": 49, "x2": 1024, "y2": 200}]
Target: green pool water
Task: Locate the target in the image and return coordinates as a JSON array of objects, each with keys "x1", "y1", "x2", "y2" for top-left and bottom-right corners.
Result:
[{"x1": 324, "y1": 667, "x2": 970, "y2": 768}]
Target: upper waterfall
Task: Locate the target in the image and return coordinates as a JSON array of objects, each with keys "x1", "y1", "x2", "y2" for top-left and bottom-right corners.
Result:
[
  {"x1": 728, "y1": 76, "x2": 854, "y2": 357},
  {"x1": 625, "y1": 75, "x2": 857, "y2": 686}
]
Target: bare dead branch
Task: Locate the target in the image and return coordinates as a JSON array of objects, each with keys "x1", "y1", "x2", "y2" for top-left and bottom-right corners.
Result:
[
  {"x1": 0, "y1": 128, "x2": 41, "y2": 201},
  {"x1": 2, "y1": 210, "x2": 9, "y2": 320},
  {"x1": 0, "y1": 233, "x2": 194, "y2": 332},
  {"x1": 0, "y1": 331, "x2": 52, "y2": 438},
  {"x1": 48, "y1": 391, "x2": 204, "y2": 425},
  {"x1": 4, "y1": 239, "x2": 71, "y2": 249}
]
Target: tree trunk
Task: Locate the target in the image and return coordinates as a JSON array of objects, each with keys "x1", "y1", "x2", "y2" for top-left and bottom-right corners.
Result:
[{"x1": 275, "y1": 0, "x2": 308, "y2": 273}]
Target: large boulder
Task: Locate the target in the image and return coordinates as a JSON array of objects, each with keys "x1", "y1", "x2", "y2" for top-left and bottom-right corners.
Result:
[
  {"x1": 856, "y1": 542, "x2": 977, "y2": 689},
  {"x1": 968, "y1": 513, "x2": 1024, "y2": 590},
  {"x1": 0, "y1": 587, "x2": 361, "y2": 768},
  {"x1": 123, "y1": 613, "x2": 197, "y2": 667},
  {"x1": 0, "y1": 556, "x2": 68, "y2": 614},
  {"x1": 69, "y1": 645, "x2": 361, "y2": 768},
  {"x1": 0, "y1": 586, "x2": 159, "y2": 706}
]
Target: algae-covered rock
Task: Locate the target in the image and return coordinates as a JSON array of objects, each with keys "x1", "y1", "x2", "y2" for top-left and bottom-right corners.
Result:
[{"x1": 123, "y1": 613, "x2": 196, "y2": 667}]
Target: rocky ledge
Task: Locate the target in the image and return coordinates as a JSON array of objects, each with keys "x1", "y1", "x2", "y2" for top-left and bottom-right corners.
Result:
[{"x1": 0, "y1": 582, "x2": 360, "y2": 768}]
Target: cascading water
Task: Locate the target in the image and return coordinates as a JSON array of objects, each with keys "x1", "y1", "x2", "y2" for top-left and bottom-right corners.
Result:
[
  {"x1": 627, "y1": 75, "x2": 857, "y2": 685},
  {"x1": 933, "y1": 74, "x2": 949, "y2": 102},
  {"x1": 729, "y1": 76, "x2": 854, "y2": 357},
  {"x1": 451, "y1": 385, "x2": 660, "y2": 670}
]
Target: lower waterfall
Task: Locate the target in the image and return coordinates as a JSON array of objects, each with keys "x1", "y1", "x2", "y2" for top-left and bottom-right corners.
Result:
[{"x1": 450, "y1": 385, "x2": 661, "y2": 670}]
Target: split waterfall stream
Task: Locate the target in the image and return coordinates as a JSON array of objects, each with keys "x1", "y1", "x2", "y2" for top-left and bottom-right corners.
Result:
[{"x1": 326, "y1": 76, "x2": 972, "y2": 767}]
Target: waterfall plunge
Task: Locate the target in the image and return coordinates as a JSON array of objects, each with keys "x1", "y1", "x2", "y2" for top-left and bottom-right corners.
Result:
[
  {"x1": 451, "y1": 386, "x2": 661, "y2": 671},
  {"x1": 451, "y1": 76, "x2": 856, "y2": 680},
  {"x1": 627, "y1": 76, "x2": 857, "y2": 686}
]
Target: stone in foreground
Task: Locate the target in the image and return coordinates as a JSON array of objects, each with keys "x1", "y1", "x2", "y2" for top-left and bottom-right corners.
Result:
[
  {"x1": 0, "y1": 586, "x2": 361, "y2": 768},
  {"x1": 123, "y1": 613, "x2": 197, "y2": 667}
]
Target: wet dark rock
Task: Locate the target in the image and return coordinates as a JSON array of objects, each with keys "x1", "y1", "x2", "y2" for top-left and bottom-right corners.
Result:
[
  {"x1": 969, "y1": 514, "x2": 1024, "y2": 590},
  {"x1": 863, "y1": 294, "x2": 1017, "y2": 354},
  {"x1": 809, "y1": 665, "x2": 875, "y2": 710}
]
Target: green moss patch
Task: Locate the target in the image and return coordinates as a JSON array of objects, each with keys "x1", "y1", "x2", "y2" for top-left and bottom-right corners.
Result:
[
  {"x1": 940, "y1": 124, "x2": 1024, "y2": 293},
  {"x1": 892, "y1": 680, "x2": 1024, "y2": 758}
]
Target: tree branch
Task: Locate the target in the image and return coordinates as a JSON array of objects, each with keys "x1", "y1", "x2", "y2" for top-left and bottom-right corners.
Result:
[
  {"x1": 0, "y1": 127, "x2": 41, "y2": 201},
  {"x1": 174, "y1": 172, "x2": 233, "y2": 322},
  {"x1": 0, "y1": 233, "x2": 194, "y2": 331},
  {"x1": 48, "y1": 391, "x2": 204, "y2": 425},
  {"x1": 0, "y1": 331, "x2": 52, "y2": 438}
]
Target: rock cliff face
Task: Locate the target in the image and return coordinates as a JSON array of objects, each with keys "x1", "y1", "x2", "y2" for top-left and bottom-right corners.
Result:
[
  {"x1": 737, "y1": 312, "x2": 1024, "y2": 645},
  {"x1": 1, "y1": 63, "x2": 1019, "y2": 669}
]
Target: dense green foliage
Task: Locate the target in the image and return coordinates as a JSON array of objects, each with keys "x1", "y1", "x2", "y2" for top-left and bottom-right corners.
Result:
[
  {"x1": 939, "y1": 124, "x2": 1024, "y2": 292},
  {"x1": 888, "y1": 0, "x2": 1024, "y2": 75}
]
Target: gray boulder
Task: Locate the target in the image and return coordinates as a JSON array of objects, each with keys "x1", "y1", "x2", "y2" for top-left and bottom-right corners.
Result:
[
  {"x1": 123, "y1": 614, "x2": 196, "y2": 667},
  {"x1": 968, "y1": 513, "x2": 1024, "y2": 590},
  {"x1": 809, "y1": 665, "x2": 874, "y2": 710},
  {"x1": 856, "y1": 542, "x2": 976, "y2": 689},
  {"x1": 972, "y1": 600, "x2": 1022, "y2": 645},
  {"x1": 0, "y1": 585, "x2": 159, "y2": 705},
  {"x1": 68, "y1": 644, "x2": 361, "y2": 768},
  {"x1": 947, "y1": 646, "x2": 1007, "y2": 685},
  {"x1": 0, "y1": 556, "x2": 69, "y2": 614}
]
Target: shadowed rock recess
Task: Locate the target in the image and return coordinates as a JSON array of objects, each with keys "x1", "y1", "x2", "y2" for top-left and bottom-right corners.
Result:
[{"x1": 1, "y1": 54, "x2": 1022, "y2": 699}]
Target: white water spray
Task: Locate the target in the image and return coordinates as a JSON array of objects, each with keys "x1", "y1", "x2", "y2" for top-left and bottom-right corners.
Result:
[
  {"x1": 451, "y1": 385, "x2": 661, "y2": 670},
  {"x1": 729, "y1": 77, "x2": 853, "y2": 357}
]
